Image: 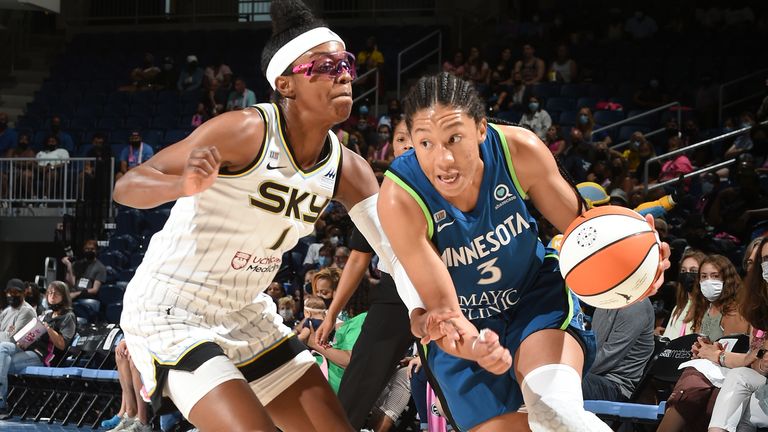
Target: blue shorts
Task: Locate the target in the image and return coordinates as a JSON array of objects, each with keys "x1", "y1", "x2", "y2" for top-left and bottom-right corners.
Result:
[{"x1": 422, "y1": 257, "x2": 596, "y2": 431}]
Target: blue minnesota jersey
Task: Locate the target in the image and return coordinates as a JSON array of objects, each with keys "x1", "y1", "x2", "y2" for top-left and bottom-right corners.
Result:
[{"x1": 386, "y1": 124, "x2": 545, "y2": 321}]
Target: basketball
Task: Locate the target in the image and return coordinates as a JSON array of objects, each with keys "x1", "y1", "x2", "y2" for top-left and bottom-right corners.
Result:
[{"x1": 559, "y1": 206, "x2": 661, "y2": 309}]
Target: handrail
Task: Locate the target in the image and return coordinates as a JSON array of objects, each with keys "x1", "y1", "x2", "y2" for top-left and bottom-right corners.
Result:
[
  {"x1": 593, "y1": 101, "x2": 681, "y2": 137},
  {"x1": 646, "y1": 158, "x2": 736, "y2": 192},
  {"x1": 397, "y1": 30, "x2": 442, "y2": 99},
  {"x1": 718, "y1": 68, "x2": 768, "y2": 125},
  {"x1": 353, "y1": 68, "x2": 380, "y2": 119},
  {"x1": 642, "y1": 120, "x2": 767, "y2": 190}
]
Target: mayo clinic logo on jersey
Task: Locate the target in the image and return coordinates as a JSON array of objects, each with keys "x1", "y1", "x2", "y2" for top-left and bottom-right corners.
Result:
[
  {"x1": 230, "y1": 251, "x2": 282, "y2": 273},
  {"x1": 459, "y1": 287, "x2": 521, "y2": 320},
  {"x1": 493, "y1": 184, "x2": 517, "y2": 210}
]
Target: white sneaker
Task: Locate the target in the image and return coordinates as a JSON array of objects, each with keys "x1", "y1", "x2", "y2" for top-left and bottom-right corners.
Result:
[
  {"x1": 107, "y1": 415, "x2": 136, "y2": 432},
  {"x1": 124, "y1": 420, "x2": 154, "y2": 432}
]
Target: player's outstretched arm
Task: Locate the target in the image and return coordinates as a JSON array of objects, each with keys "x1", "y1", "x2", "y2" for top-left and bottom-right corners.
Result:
[{"x1": 113, "y1": 110, "x2": 265, "y2": 209}]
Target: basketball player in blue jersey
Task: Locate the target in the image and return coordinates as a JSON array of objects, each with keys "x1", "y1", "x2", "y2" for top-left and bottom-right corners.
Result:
[
  {"x1": 111, "y1": 1, "x2": 413, "y2": 431},
  {"x1": 378, "y1": 72, "x2": 671, "y2": 432}
]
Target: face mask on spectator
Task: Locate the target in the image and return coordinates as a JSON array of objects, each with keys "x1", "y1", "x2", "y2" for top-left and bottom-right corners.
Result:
[
  {"x1": 321, "y1": 297, "x2": 332, "y2": 308},
  {"x1": 25, "y1": 295, "x2": 36, "y2": 304},
  {"x1": 528, "y1": 102, "x2": 539, "y2": 112},
  {"x1": 18, "y1": 140, "x2": 28, "y2": 149},
  {"x1": 84, "y1": 250, "x2": 96, "y2": 260},
  {"x1": 701, "y1": 181, "x2": 715, "y2": 195},
  {"x1": 579, "y1": 114, "x2": 589, "y2": 125},
  {"x1": 49, "y1": 302, "x2": 63, "y2": 312},
  {"x1": 679, "y1": 272, "x2": 697, "y2": 293},
  {"x1": 45, "y1": 143, "x2": 56, "y2": 152},
  {"x1": 762, "y1": 262, "x2": 768, "y2": 284},
  {"x1": 318, "y1": 256, "x2": 331, "y2": 267},
  {"x1": 279, "y1": 308, "x2": 294, "y2": 322},
  {"x1": 6, "y1": 295, "x2": 22, "y2": 308},
  {"x1": 51, "y1": 124, "x2": 60, "y2": 133},
  {"x1": 130, "y1": 139, "x2": 141, "y2": 148},
  {"x1": 741, "y1": 122, "x2": 752, "y2": 129},
  {"x1": 329, "y1": 236, "x2": 339, "y2": 246},
  {"x1": 304, "y1": 282, "x2": 312, "y2": 295},
  {"x1": 378, "y1": 133, "x2": 390, "y2": 142},
  {"x1": 700, "y1": 279, "x2": 723, "y2": 302}
]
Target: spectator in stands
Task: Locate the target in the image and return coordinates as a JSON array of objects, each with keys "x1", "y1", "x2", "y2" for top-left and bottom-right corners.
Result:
[
  {"x1": 392, "y1": 120, "x2": 413, "y2": 158},
  {"x1": 1, "y1": 133, "x2": 34, "y2": 199},
  {"x1": 660, "y1": 250, "x2": 707, "y2": 338},
  {"x1": 0, "y1": 281, "x2": 75, "y2": 419},
  {"x1": 266, "y1": 281, "x2": 285, "y2": 305},
  {"x1": 491, "y1": 71, "x2": 527, "y2": 113},
  {"x1": 312, "y1": 267, "x2": 341, "y2": 312},
  {"x1": 368, "y1": 123, "x2": 394, "y2": 172},
  {"x1": 203, "y1": 60, "x2": 233, "y2": 90},
  {"x1": 108, "y1": 339, "x2": 153, "y2": 432},
  {"x1": 624, "y1": 9, "x2": 658, "y2": 39},
  {"x1": 0, "y1": 279, "x2": 36, "y2": 342},
  {"x1": 465, "y1": 47, "x2": 490, "y2": 96},
  {"x1": 47, "y1": 116, "x2": 74, "y2": 153},
  {"x1": 331, "y1": 246, "x2": 350, "y2": 270},
  {"x1": 622, "y1": 131, "x2": 648, "y2": 173},
  {"x1": 36, "y1": 135, "x2": 70, "y2": 199},
  {"x1": 490, "y1": 47, "x2": 514, "y2": 89},
  {"x1": 706, "y1": 157, "x2": 768, "y2": 240},
  {"x1": 442, "y1": 51, "x2": 465, "y2": 78},
  {"x1": 582, "y1": 298, "x2": 654, "y2": 402},
  {"x1": 377, "y1": 99, "x2": 401, "y2": 129},
  {"x1": 367, "y1": 364, "x2": 413, "y2": 432},
  {"x1": 561, "y1": 128, "x2": 592, "y2": 183},
  {"x1": 201, "y1": 78, "x2": 228, "y2": 117},
  {"x1": 176, "y1": 55, "x2": 203, "y2": 93},
  {"x1": 545, "y1": 124, "x2": 566, "y2": 155},
  {"x1": 278, "y1": 296, "x2": 298, "y2": 327},
  {"x1": 357, "y1": 36, "x2": 385, "y2": 76},
  {"x1": 659, "y1": 136, "x2": 694, "y2": 182},
  {"x1": 117, "y1": 131, "x2": 154, "y2": 181},
  {"x1": 191, "y1": 103, "x2": 208, "y2": 129},
  {"x1": 690, "y1": 254, "x2": 750, "y2": 341},
  {"x1": 633, "y1": 78, "x2": 669, "y2": 109},
  {"x1": 660, "y1": 249, "x2": 765, "y2": 432},
  {"x1": 23, "y1": 282, "x2": 42, "y2": 315},
  {"x1": 297, "y1": 295, "x2": 327, "y2": 345},
  {"x1": 742, "y1": 237, "x2": 763, "y2": 275},
  {"x1": 758, "y1": 78, "x2": 768, "y2": 122},
  {"x1": 575, "y1": 107, "x2": 612, "y2": 148},
  {"x1": 347, "y1": 130, "x2": 364, "y2": 156},
  {"x1": 0, "y1": 113, "x2": 17, "y2": 156},
  {"x1": 724, "y1": 111, "x2": 756, "y2": 159},
  {"x1": 519, "y1": 95, "x2": 552, "y2": 140},
  {"x1": 514, "y1": 43, "x2": 545, "y2": 86},
  {"x1": 129, "y1": 52, "x2": 161, "y2": 91},
  {"x1": 548, "y1": 44, "x2": 578, "y2": 83},
  {"x1": 226, "y1": 78, "x2": 257, "y2": 111},
  {"x1": 156, "y1": 56, "x2": 178, "y2": 90},
  {"x1": 81, "y1": 133, "x2": 112, "y2": 202},
  {"x1": 306, "y1": 281, "x2": 370, "y2": 393},
  {"x1": 605, "y1": 8, "x2": 625, "y2": 40},
  {"x1": 62, "y1": 239, "x2": 106, "y2": 301},
  {"x1": 345, "y1": 104, "x2": 377, "y2": 148}
]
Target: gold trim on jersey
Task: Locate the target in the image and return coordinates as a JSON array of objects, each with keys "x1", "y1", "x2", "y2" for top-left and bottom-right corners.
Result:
[
  {"x1": 218, "y1": 105, "x2": 269, "y2": 178},
  {"x1": 235, "y1": 334, "x2": 295, "y2": 368},
  {"x1": 145, "y1": 339, "x2": 215, "y2": 397},
  {"x1": 273, "y1": 103, "x2": 341, "y2": 178}
]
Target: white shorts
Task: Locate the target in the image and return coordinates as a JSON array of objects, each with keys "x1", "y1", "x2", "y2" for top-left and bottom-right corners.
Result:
[{"x1": 165, "y1": 350, "x2": 315, "y2": 419}]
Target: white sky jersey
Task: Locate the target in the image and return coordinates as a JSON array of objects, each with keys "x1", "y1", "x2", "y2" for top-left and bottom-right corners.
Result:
[{"x1": 121, "y1": 103, "x2": 342, "y2": 391}]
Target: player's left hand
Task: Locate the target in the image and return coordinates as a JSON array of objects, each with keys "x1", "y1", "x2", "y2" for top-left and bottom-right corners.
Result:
[
  {"x1": 646, "y1": 214, "x2": 671, "y2": 297},
  {"x1": 472, "y1": 329, "x2": 513, "y2": 375}
]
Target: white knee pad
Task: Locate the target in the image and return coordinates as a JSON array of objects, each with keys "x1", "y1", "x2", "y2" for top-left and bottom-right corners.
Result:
[{"x1": 521, "y1": 364, "x2": 611, "y2": 432}]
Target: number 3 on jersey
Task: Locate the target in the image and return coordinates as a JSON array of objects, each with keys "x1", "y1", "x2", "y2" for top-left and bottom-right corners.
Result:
[{"x1": 477, "y1": 257, "x2": 502, "y2": 285}]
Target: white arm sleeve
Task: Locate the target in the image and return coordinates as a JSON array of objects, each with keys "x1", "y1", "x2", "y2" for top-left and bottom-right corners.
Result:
[{"x1": 348, "y1": 194, "x2": 426, "y2": 314}]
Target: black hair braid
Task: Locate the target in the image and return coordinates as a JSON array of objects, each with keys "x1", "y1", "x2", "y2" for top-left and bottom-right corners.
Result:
[
  {"x1": 402, "y1": 72, "x2": 485, "y2": 131},
  {"x1": 260, "y1": 0, "x2": 326, "y2": 76}
]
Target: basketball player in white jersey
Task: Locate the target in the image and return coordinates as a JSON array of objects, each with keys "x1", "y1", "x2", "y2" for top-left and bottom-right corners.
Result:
[{"x1": 112, "y1": 1, "x2": 418, "y2": 430}]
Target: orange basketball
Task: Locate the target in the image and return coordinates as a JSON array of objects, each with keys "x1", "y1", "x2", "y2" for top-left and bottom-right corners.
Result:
[{"x1": 559, "y1": 206, "x2": 661, "y2": 309}]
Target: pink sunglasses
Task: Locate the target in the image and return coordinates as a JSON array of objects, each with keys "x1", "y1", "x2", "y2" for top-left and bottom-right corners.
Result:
[{"x1": 291, "y1": 51, "x2": 357, "y2": 80}]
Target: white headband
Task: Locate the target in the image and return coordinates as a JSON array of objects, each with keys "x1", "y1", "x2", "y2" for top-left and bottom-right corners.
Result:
[{"x1": 266, "y1": 27, "x2": 344, "y2": 90}]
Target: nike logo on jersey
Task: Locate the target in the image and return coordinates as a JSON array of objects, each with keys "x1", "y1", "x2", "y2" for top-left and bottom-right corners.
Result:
[
  {"x1": 266, "y1": 163, "x2": 286, "y2": 170},
  {"x1": 436, "y1": 220, "x2": 456, "y2": 232}
]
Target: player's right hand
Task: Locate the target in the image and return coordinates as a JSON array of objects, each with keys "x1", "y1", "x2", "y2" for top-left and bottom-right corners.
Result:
[
  {"x1": 472, "y1": 329, "x2": 513, "y2": 375},
  {"x1": 314, "y1": 316, "x2": 336, "y2": 348},
  {"x1": 179, "y1": 146, "x2": 221, "y2": 196}
]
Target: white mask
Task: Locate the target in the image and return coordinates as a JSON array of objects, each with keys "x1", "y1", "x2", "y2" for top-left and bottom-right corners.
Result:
[
  {"x1": 700, "y1": 279, "x2": 723, "y2": 302},
  {"x1": 762, "y1": 261, "x2": 768, "y2": 284}
]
